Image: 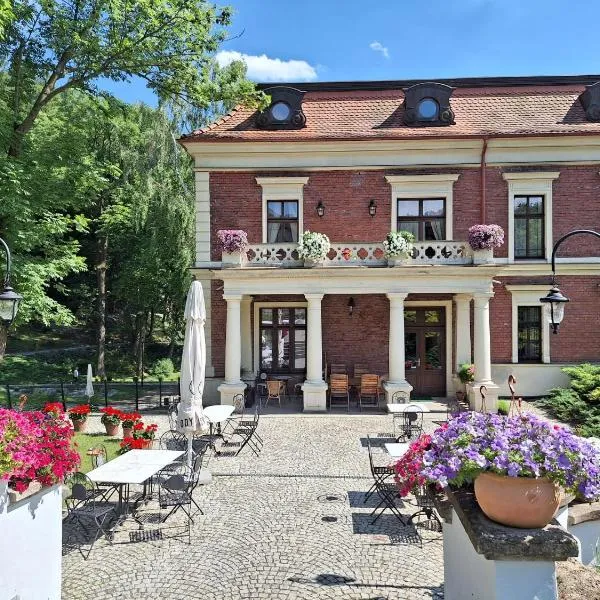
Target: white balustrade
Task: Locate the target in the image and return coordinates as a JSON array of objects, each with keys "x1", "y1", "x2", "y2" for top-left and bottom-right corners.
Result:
[{"x1": 239, "y1": 241, "x2": 472, "y2": 267}]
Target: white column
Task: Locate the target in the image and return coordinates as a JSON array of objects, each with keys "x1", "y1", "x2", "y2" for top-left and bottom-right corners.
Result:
[
  {"x1": 454, "y1": 294, "x2": 472, "y2": 369},
  {"x1": 217, "y1": 294, "x2": 246, "y2": 405},
  {"x1": 468, "y1": 292, "x2": 498, "y2": 412},
  {"x1": 384, "y1": 292, "x2": 413, "y2": 402},
  {"x1": 240, "y1": 295, "x2": 252, "y2": 376},
  {"x1": 301, "y1": 293, "x2": 327, "y2": 411}
]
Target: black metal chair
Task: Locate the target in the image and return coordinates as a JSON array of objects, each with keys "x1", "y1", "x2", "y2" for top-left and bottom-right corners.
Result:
[
  {"x1": 222, "y1": 394, "x2": 245, "y2": 435},
  {"x1": 400, "y1": 405, "x2": 424, "y2": 441},
  {"x1": 366, "y1": 435, "x2": 407, "y2": 525},
  {"x1": 222, "y1": 406, "x2": 262, "y2": 457},
  {"x1": 87, "y1": 445, "x2": 119, "y2": 501},
  {"x1": 159, "y1": 430, "x2": 188, "y2": 457},
  {"x1": 390, "y1": 391, "x2": 409, "y2": 436},
  {"x1": 407, "y1": 485, "x2": 442, "y2": 532},
  {"x1": 64, "y1": 473, "x2": 117, "y2": 559},
  {"x1": 157, "y1": 463, "x2": 195, "y2": 543}
]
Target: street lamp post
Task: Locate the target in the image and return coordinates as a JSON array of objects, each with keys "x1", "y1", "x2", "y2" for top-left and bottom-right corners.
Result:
[
  {"x1": 0, "y1": 237, "x2": 22, "y2": 326},
  {"x1": 540, "y1": 229, "x2": 600, "y2": 334}
]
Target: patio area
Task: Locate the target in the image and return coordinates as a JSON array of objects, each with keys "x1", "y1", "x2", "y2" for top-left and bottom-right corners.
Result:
[{"x1": 62, "y1": 410, "x2": 445, "y2": 599}]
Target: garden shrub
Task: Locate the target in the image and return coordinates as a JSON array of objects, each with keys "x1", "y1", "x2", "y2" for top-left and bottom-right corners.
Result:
[
  {"x1": 151, "y1": 358, "x2": 175, "y2": 380},
  {"x1": 539, "y1": 364, "x2": 600, "y2": 437}
]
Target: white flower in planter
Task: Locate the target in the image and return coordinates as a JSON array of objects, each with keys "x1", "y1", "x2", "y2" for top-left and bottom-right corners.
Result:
[
  {"x1": 298, "y1": 231, "x2": 331, "y2": 261},
  {"x1": 383, "y1": 231, "x2": 415, "y2": 258}
]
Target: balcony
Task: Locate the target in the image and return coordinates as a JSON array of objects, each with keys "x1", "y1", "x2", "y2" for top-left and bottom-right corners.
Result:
[{"x1": 238, "y1": 241, "x2": 473, "y2": 268}]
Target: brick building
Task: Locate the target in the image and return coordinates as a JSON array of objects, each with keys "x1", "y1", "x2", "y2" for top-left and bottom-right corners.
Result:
[{"x1": 180, "y1": 75, "x2": 600, "y2": 410}]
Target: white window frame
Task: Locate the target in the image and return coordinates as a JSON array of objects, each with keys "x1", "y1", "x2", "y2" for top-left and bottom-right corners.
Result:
[
  {"x1": 253, "y1": 301, "x2": 308, "y2": 374},
  {"x1": 502, "y1": 172, "x2": 560, "y2": 263},
  {"x1": 385, "y1": 174, "x2": 460, "y2": 241},
  {"x1": 506, "y1": 285, "x2": 550, "y2": 364},
  {"x1": 256, "y1": 177, "x2": 309, "y2": 244}
]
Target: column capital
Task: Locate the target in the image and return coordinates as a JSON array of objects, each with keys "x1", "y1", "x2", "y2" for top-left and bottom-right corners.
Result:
[
  {"x1": 223, "y1": 294, "x2": 243, "y2": 303},
  {"x1": 304, "y1": 293, "x2": 324, "y2": 302},
  {"x1": 453, "y1": 293, "x2": 473, "y2": 303},
  {"x1": 473, "y1": 291, "x2": 494, "y2": 304},
  {"x1": 386, "y1": 292, "x2": 409, "y2": 303}
]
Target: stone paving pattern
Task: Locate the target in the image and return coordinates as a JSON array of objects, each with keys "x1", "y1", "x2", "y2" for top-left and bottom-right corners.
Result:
[{"x1": 63, "y1": 409, "x2": 446, "y2": 599}]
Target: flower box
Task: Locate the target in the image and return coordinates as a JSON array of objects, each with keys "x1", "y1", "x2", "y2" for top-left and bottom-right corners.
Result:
[
  {"x1": 217, "y1": 230, "x2": 248, "y2": 268},
  {"x1": 298, "y1": 231, "x2": 330, "y2": 265},
  {"x1": 468, "y1": 224, "x2": 504, "y2": 265},
  {"x1": 383, "y1": 231, "x2": 414, "y2": 267},
  {"x1": 221, "y1": 249, "x2": 247, "y2": 268}
]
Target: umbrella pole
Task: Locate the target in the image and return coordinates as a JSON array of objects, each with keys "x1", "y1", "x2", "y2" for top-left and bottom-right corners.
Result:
[{"x1": 187, "y1": 434, "x2": 193, "y2": 469}]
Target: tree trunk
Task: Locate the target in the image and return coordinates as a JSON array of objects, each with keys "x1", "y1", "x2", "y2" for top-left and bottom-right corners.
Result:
[
  {"x1": 96, "y1": 234, "x2": 108, "y2": 379},
  {"x1": 0, "y1": 322, "x2": 7, "y2": 360},
  {"x1": 148, "y1": 308, "x2": 155, "y2": 339},
  {"x1": 133, "y1": 312, "x2": 147, "y2": 377}
]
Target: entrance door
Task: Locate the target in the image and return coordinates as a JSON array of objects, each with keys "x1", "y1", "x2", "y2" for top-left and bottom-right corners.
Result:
[{"x1": 404, "y1": 307, "x2": 446, "y2": 397}]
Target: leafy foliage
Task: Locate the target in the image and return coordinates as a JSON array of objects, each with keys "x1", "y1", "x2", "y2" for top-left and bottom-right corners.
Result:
[
  {"x1": 538, "y1": 364, "x2": 600, "y2": 437},
  {"x1": 151, "y1": 358, "x2": 175, "y2": 380}
]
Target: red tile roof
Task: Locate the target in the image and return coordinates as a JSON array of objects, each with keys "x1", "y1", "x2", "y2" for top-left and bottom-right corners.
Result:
[{"x1": 181, "y1": 83, "x2": 600, "y2": 143}]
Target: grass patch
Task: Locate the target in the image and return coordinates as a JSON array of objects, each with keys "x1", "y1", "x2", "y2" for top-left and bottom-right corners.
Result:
[
  {"x1": 497, "y1": 400, "x2": 510, "y2": 415},
  {"x1": 73, "y1": 431, "x2": 122, "y2": 473}
]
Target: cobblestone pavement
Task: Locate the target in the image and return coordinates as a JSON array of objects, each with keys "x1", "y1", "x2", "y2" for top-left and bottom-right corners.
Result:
[{"x1": 63, "y1": 409, "x2": 446, "y2": 600}]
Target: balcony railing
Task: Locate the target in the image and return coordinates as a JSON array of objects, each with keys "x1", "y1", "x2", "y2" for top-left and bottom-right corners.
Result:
[{"x1": 243, "y1": 241, "x2": 471, "y2": 267}]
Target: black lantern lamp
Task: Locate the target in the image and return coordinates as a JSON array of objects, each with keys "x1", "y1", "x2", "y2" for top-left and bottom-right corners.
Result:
[
  {"x1": 316, "y1": 200, "x2": 325, "y2": 218},
  {"x1": 368, "y1": 200, "x2": 377, "y2": 217},
  {"x1": 540, "y1": 284, "x2": 569, "y2": 334},
  {"x1": 0, "y1": 237, "x2": 22, "y2": 326},
  {"x1": 540, "y1": 229, "x2": 600, "y2": 334},
  {"x1": 347, "y1": 297, "x2": 355, "y2": 316}
]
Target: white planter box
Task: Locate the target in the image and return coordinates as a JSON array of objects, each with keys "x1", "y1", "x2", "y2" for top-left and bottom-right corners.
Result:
[
  {"x1": 0, "y1": 481, "x2": 62, "y2": 599},
  {"x1": 387, "y1": 255, "x2": 410, "y2": 267},
  {"x1": 472, "y1": 248, "x2": 494, "y2": 265},
  {"x1": 221, "y1": 250, "x2": 247, "y2": 268}
]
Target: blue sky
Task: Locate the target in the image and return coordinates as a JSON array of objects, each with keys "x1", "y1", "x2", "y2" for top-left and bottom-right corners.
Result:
[{"x1": 103, "y1": 0, "x2": 600, "y2": 105}]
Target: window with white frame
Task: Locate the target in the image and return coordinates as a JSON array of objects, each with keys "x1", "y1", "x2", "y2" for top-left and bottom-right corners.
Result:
[
  {"x1": 386, "y1": 174, "x2": 459, "y2": 242},
  {"x1": 502, "y1": 172, "x2": 559, "y2": 263},
  {"x1": 256, "y1": 177, "x2": 308, "y2": 244},
  {"x1": 506, "y1": 285, "x2": 550, "y2": 364}
]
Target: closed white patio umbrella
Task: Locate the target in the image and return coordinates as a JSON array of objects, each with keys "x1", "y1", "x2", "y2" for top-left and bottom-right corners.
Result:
[
  {"x1": 85, "y1": 363, "x2": 94, "y2": 399},
  {"x1": 177, "y1": 280, "x2": 208, "y2": 467}
]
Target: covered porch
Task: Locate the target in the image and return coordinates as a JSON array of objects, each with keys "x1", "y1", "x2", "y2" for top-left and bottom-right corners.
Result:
[{"x1": 207, "y1": 266, "x2": 500, "y2": 412}]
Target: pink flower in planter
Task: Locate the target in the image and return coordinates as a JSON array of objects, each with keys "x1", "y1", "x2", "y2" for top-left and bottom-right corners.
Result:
[
  {"x1": 468, "y1": 224, "x2": 504, "y2": 250},
  {"x1": 217, "y1": 230, "x2": 248, "y2": 253}
]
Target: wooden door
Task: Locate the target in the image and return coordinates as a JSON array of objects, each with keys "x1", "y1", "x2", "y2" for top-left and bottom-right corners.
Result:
[{"x1": 404, "y1": 308, "x2": 446, "y2": 397}]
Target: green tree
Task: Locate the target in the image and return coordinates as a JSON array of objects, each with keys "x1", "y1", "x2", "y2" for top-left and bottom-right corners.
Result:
[{"x1": 2, "y1": 0, "x2": 264, "y2": 157}]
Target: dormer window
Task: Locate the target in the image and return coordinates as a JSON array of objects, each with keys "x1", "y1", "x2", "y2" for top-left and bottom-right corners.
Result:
[
  {"x1": 403, "y1": 82, "x2": 455, "y2": 126},
  {"x1": 256, "y1": 86, "x2": 306, "y2": 130},
  {"x1": 580, "y1": 81, "x2": 600, "y2": 122}
]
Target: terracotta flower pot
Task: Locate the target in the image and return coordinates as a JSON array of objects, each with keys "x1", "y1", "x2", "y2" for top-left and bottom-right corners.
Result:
[
  {"x1": 140, "y1": 439, "x2": 153, "y2": 449},
  {"x1": 122, "y1": 427, "x2": 133, "y2": 439},
  {"x1": 474, "y1": 472, "x2": 560, "y2": 528},
  {"x1": 71, "y1": 418, "x2": 87, "y2": 432},
  {"x1": 104, "y1": 422, "x2": 119, "y2": 436}
]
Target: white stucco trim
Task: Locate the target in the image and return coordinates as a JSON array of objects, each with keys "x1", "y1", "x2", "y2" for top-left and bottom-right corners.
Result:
[
  {"x1": 195, "y1": 171, "x2": 210, "y2": 266},
  {"x1": 252, "y1": 301, "x2": 308, "y2": 375},
  {"x1": 256, "y1": 177, "x2": 309, "y2": 243},
  {"x1": 385, "y1": 174, "x2": 460, "y2": 241},
  {"x1": 404, "y1": 300, "x2": 454, "y2": 396},
  {"x1": 502, "y1": 171, "x2": 560, "y2": 264},
  {"x1": 505, "y1": 284, "x2": 551, "y2": 364}
]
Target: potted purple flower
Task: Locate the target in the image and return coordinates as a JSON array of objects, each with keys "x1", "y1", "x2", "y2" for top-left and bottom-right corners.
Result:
[
  {"x1": 422, "y1": 412, "x2": 600, "y2": 528},
  {"x1": 217, "y1": 229, "x2": 249, "y2": 268},
  {"x1": 468, "y1": 224, "x2": 504, "y2": 265}
]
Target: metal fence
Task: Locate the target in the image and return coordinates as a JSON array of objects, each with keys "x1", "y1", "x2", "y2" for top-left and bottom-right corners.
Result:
[{"x1": 1, "y1": 378, "x2": 181, "y2": 413}]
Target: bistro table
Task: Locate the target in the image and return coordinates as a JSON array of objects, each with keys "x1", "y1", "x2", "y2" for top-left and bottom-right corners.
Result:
[
  {"x1": 384, "y1": 442, "x2": 410, "y2": 458},
  {"x1": 87, "y1": 449, "x2": 184, "y2": 524},
  {"x1": 203, "y1": 405, "x2": 235, "y2": 453},
  {"x1": 386, "y1": 402, "x2": 430, "y2": 414}
]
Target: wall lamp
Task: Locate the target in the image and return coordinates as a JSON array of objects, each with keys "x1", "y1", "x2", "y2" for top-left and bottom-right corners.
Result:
[
  {"x1": 347, "y1": 297, "x2": 355, "y2": 316},
  {"x1": 0, "y1": 237, "x2": 22, "y2": 326},
  {"x1": 316, "y1": 201, "x2": 325, "y2": 217},
  {"x1": 539, "y1": 229, "x2": 600, "y2": 334},
  {"x1": 368, "y1": 200, "x2": 377, "y2": 217}
]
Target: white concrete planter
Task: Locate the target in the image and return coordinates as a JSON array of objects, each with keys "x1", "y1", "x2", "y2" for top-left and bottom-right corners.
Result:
[
  {"x1": 0, "y1": 481, "x2": 62, "y2": 599},
  {"x1": 387, "y1": 254, "x2": 410, "y2": 267},
  {"x1": 303, "y1": 258, "x2": 325, "y2": 268},
  {"x1": 472, "y1": 247, "x2": 494, "y2": 265},
  {"x1": 221, "y1": 249, "x2": 247, "y2": 268}
]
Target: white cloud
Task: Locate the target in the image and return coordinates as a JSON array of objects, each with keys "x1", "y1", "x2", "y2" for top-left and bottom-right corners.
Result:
[
  {"x1": 215, "y1": 50, "x2": 318, "y2": 82},
  {"x1": 369, "y1": 41, "x2": 390, "y2": 59}
]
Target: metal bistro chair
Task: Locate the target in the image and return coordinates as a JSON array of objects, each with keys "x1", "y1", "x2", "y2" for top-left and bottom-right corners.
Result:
[
  {"x1": 159, "y1": 430, "x2": 188, "y2": 458},
  {"x1": 64, "y1": 473, "x2": 117, "y2": 560},
  {"x1": 359, "y1": 374, "x2": 381, "y2": 411},
  {"x1": 87, "y1": 445, "x2": 118, "y2": 501},
  {"x1": 157, "y1": 463, "x2": 195, "y2": 544},
  {"x1": 366, "y1": 436, "x2": 406, "y2": 525},
  {"x1": 408, "y1": 485, "x2": 442, "y2": 532},
  {"x1": 223, "y1": 406, "x2": 263, "y2": 457},
  {"x1": 222, "y1": 393, "x2": 245, "y2": 435},
  {"x1": 329, "y1": 373, "x2": 350, "y2": 412},
  {"x1": 391, "y1": 391, "x2": 409, "y2": 437},
  {"x1": 401, "y1": 404, "x2": 424, "y2": 441},
  {"x1": 189, "y1": 448, "x2": 213, "y2": 516}
]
